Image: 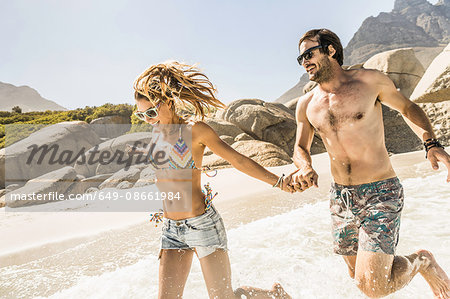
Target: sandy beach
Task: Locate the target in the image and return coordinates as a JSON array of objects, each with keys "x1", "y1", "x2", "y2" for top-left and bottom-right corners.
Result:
[{"x1": 0, "y1": 149, "x2": 449, "y2": 298}]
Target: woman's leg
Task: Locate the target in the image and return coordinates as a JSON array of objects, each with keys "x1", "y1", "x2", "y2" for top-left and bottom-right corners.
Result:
[
  {"x1": 159, "y1": 249, "x2": 194, "y2": 299},
  {"x1": 198, "y1": 249, "x2": 291, "y2": 299}
]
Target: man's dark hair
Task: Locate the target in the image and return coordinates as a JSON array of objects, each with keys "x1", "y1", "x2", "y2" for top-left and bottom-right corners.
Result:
[{"x1": 299, "y1": 29, "x2": 344, "y2": 66}]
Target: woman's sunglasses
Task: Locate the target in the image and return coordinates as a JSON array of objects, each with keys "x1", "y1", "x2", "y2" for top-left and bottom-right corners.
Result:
[
  {"x1": 134, "y1": 101, "x2": 162, "y2": 120},
  {"x1": 297, "y1": 44, "x2": 327, "y2": 66}
]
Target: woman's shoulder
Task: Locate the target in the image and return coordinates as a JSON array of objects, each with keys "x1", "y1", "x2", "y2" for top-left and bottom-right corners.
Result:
[
  {"x1": 188, "y1": 120, "x2": 219, "y2": 144},
  {"x1": 189, "y1": 120, "x2": 213, "y2": 133}
]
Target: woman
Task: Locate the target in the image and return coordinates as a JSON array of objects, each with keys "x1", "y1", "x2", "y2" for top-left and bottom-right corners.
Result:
[{"x1": 130, "y1": 61, "x2": 292, "y2": 298}]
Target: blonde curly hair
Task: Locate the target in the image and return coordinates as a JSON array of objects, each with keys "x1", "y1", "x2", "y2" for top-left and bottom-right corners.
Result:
[{"x1": 133, "y1": 61, "x2": 225, "y2": 119}]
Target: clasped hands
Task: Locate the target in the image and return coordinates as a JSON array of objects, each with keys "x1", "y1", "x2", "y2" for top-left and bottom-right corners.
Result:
[{"x1": 279, "y1": 166, "x2": 319, "y2": 193}]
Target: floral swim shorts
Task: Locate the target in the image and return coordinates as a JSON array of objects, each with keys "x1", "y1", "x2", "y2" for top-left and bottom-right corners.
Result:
[{"x1": 330, "y1": 177, "x2": 404, "y2": 255}]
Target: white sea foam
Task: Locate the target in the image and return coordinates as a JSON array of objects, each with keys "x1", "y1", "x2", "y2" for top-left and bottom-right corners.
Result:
[{"x1": 28, "y1": 170, "x2": 449, "y2": 299}]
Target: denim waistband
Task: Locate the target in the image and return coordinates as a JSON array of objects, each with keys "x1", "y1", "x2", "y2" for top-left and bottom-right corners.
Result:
[
  {"x1": 163, "y1": 205, "x2": 218, "y2": 226},
  {"x1": 331, "y1": 177, "x2": 400, "y2": 193}
]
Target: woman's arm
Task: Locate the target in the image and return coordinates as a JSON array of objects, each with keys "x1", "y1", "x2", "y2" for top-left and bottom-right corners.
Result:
[{"x1": 193, "y1": 121, "x2": 292, "y2": 191}]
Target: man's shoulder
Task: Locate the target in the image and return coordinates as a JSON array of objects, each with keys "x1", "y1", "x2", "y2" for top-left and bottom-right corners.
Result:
[
  {"x1": 296, "y1": 90, "x2": 315, "y2": 108},
  {"x1": 295, "y1": 90, "x2": 317, "y2": 118},
  {"x1": 347, "y1": 68, "x2": 386, "y2": 82}
]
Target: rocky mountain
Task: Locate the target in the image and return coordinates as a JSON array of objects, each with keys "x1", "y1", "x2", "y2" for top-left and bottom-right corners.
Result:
[
  {"x1": 0, "y1": 82, "x2": 66, "y2": 112},
  {"x1": 344, "y1": 0, "x2": 450, "y2": 65},
  {"x1": 275, "y1": 74, "x2": 309, "y2": 104}
]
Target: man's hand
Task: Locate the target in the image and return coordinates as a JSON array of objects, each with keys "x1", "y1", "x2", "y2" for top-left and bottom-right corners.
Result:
[
  {"x1": 290, "y1": 166, "x2": 318, "y2": 192},
  {"x1": 427, "y1": 147, "x2": 450, "y2": 182}
]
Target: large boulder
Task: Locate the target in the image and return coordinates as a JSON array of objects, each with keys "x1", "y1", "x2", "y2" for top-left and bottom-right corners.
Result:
[
  {"x1": 219, "y1": 135, "x2": 234, "y2": 145},
  {"x1": 204, "y1": 118, "x2": 245, "y2": 139},
  {"x1": 74, "y1": 132, "x2": 153, "y2": 177},
  {"x1": 6, "y1": 166, "x2": 77, "y2": 208},
  {"x1": 419, "y1": 102, "x2": 450, "y2": 146},
  {"x1": 382, "y1": 105, "x2": 422, "y2": 153},
  {"x1": 234, "y1": 132, "x2": 254, "y2": 142},
  {"x1": 222, "y1": 99, "x2": 296, "y2": 156},
  {"x1": 0, "y1": 189, "x2": 6, "y2": 208},
  {"x1": 134, "y1": 167, "x2": 156, "y2": 188},
  {"x1": 285, "y1": 97, "x2": 300, "y2": 111},
  {"x1": 89, "y1": 115, "x2": 131, "y2": 139},
  {"x1": 363, "y1": 48, "x2": 425, "y2": 98},
  {"x1": 65, "y1": 173, "x2": 113, "y2": 195},
  {"x1": 0, "y1": 149, "x2": 5, "y2": 189},
  {"x1": 1, "y1": 122, "x2": 101, "y2": 189},
  {"x1": 411, "y1": 43, "x2": 450, "y2": 103},
  {"x1": 202, "y1": 140, "x2": 292, "y2": 169},
  {"x1": 98, "y1": 165, "x2": 144, "y2": 190}
]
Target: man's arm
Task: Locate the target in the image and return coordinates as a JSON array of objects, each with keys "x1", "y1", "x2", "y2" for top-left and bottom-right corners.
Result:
[
  {"x1": 290, "y1": 94, "x2": 319, "y2": 191},
  {"x1": 375, "y1": 71, "x2": 450, "y2": 182}
]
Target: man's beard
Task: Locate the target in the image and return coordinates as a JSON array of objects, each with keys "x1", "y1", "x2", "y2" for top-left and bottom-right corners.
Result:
[{"x1": 310, "y1": 57, "x2": 333, "y2": 84}]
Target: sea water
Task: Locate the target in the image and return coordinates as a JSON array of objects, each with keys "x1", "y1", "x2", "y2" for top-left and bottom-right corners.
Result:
[{"x1": 1, "y1": 169, "x2": 449, "y2": 298}]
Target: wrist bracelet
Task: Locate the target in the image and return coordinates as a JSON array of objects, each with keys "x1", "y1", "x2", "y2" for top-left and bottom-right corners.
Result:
[
  {"x1": 424, "y1": 138, "x2": 444, "y2": 159},
  {"x1": 273, "y1": 174, "x2": 285, "y2": 188}
]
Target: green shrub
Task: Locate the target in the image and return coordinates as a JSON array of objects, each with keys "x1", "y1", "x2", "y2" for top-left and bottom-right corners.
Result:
[{"x1": 0, "y1": 103, "x2": 134, "y2": 148}]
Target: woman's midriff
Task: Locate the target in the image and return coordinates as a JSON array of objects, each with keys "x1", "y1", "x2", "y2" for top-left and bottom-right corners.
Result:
[{"x1": 157, "y1": 179, "x2": 208, "y2": 220}]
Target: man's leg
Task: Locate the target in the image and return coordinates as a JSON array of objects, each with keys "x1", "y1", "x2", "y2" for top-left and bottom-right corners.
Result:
[
  {"x1": 342, "y1": 255, "x2": 357, "y2": 279},
  {"x1": 346, "y1": 178, "x2": 449, "y2": 297},
  {"x1": 354, "y1": 249, "x2": 450, "y2": 298}
]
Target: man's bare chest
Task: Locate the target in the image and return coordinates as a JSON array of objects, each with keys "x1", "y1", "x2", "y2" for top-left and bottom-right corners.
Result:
[{"x1": 306, "y1": 85, "x2": 378, "y2": 133}]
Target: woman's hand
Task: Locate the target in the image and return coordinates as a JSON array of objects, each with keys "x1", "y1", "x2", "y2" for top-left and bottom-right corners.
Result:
[{"x1": 280, "y1": 174, "x2": 296, "y2": 193}]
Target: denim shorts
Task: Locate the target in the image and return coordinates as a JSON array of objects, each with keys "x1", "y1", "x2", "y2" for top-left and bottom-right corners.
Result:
[
  {"x1": 330, "y1": 177, "x2": 404, "y2": 255},
  {"x1": 159, "y1": 205, "x2": 228, "y2": 259}
]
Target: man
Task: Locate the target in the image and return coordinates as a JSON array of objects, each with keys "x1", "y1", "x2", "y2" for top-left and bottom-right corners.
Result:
[{"x1": 290, "y1": 28, "x2": 450, "y2": 298}]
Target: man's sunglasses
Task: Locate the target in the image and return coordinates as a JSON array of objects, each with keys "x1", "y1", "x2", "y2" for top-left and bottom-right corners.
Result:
[
  {"x1": 134, "y1": 101, "x2": 162, "y2": 120},
  {"x1": 297, "y1": 44, "x2": 327, "y2": 66}
]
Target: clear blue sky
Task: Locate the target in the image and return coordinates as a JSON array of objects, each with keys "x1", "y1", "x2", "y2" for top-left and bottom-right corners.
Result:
[{"x1": 1, "y1": 0, "x2": 412, "y2": 109}]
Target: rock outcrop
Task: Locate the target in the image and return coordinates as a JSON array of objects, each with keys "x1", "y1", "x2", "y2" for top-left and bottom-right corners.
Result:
[
  {"x1": 1, "y1": 121, "x2": 101, "y2": 189},
  {"x1": 202, "y1": 140, "x2": 292, "y2": 169},
  {"x1": 98, "y1": 166, "x2": 144, "y2": 190},
  {"x1": 411, "y1": 43, "x2": 450, "y2": 103},
  {"x1": 6, "y1": 166, "x2": 77, "y2": 208},
  {"x1": 204, "y1": 118, "x2": 246, "y2": 139},
  {"x1": 344, "y1": 0, "x2": 449, "y2": 65},
  {"x1": 222, "y1": 99, "x2": 296, "y2": 156},
  {"x1": 89, "y1": 116, "x2": 131, "y2": 139},
  {"x1": 419, "y1": 101, "x2": 450, "y2": 146},
  {"x1": 382, "y1": 106, "x2": 423, "y2": 154},
  {"x1": 363, "y1": 48, "x2": 425, "y2": 98},
  {"x1": 73, "y1": 132, "x2": 153, "y2": 177}
]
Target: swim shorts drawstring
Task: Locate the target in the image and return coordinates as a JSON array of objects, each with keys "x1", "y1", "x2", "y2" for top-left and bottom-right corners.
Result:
[{"x1": 340, "y1": 188, "x2": 353, "y2": 221}]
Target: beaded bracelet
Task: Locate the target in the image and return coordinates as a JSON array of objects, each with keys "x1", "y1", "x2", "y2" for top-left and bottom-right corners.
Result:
[
  {"x1": 424, "y1": 138, "x2": 444, "y2": 159},
  {"x1": 273, "y1": 174, "x2": 285, "y2": 188}
]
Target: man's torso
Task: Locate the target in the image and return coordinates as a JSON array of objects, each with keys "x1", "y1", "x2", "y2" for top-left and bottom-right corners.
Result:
[{"x1": 306, "y1": 69, "x2": 396, "y2": 185}]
